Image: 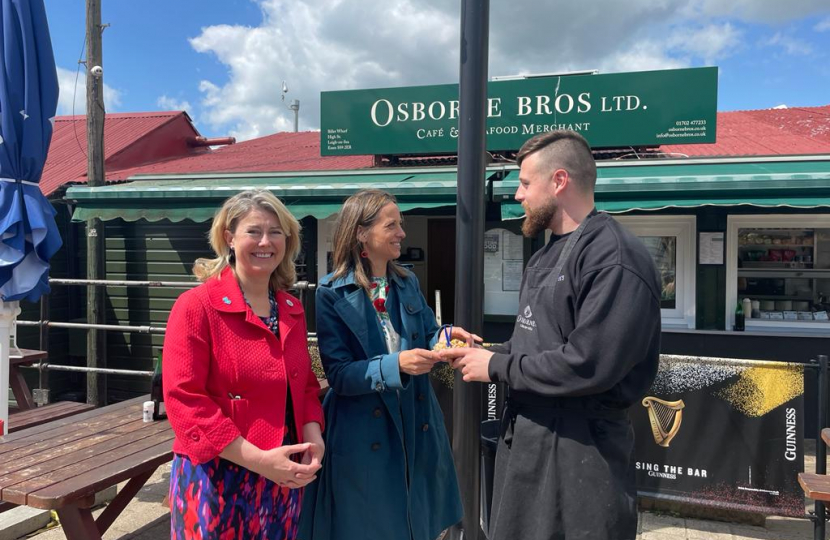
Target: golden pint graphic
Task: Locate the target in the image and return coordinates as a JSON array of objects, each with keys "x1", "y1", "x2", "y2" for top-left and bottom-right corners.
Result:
[{"x1": 642, "y1": 397, "x2": 685, "y2": 447}]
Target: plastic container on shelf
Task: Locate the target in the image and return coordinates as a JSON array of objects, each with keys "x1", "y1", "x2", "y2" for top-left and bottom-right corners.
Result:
[
  {"x1": 742, "y1": 298, "x2": 753, "y2": 319},
  {"x1": 775, "y1": 300, "x2": 793, "y2": 311}
]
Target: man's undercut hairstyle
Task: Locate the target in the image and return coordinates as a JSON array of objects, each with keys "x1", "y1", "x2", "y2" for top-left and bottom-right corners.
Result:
[{"x1": 516, "y1": 130, "x2": 597, "y2": 194}]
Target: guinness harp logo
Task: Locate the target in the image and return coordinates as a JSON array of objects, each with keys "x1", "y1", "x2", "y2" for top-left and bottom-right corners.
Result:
[{"x1": 642, "y1": 397, "x2": 685, "y2": 447}]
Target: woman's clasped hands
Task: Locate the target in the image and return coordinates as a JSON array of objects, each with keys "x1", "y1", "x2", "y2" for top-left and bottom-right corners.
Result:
[{"x1": 254, "y1": 441, "x2": 323, "y2": 489}]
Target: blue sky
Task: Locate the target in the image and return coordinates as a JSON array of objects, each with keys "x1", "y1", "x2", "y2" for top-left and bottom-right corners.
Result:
[{"x1": 44, "y1": 0, "x2": 830, "y2": 140}]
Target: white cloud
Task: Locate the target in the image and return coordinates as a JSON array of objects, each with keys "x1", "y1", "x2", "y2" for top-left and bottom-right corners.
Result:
[
  {"x1": 682, "y1": 0, "x2": 829, "y2": 23},
  {"x1": 666, "y1": 23, "x2": 743, "y2": 64},
  {"x1": 597, "y1": 41, "x2": 687, "y2": 74},
  {"x1": 56, "y1": 66, "x2": 122, "y2": 116},
  {"x1": 189, "y1": 0, "x2": 458, "y2": 139},
  {"x1": 187, "y1": 0, "x2": 829, "y2": 139},
  {"x1": 157, "y1": 95, "x2": 192, "y2": 113},
  {"x1": 816, "y1": 17, "x2": 830, "y2": 32},
  {"x1": 765, "y1": 32, "x2": 814, "y2": 55}
]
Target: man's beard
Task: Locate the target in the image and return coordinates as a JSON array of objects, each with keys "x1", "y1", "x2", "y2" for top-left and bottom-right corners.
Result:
[{"x1": 521, "y1": 198, "x2": 557, "y2": 237}]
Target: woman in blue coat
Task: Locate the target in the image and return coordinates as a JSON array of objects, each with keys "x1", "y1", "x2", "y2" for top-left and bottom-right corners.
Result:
[{"x1": 300, "y1": 189, "x2": 475, "y2": 540}]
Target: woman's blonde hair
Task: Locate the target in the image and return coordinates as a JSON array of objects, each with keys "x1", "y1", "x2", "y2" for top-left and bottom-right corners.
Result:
[
  {"x1": 194, "y1": 190, "x2": 301, "y2": 291},
  {"x1": 331, "y1": 189, "x2": 407, "y2": 293}
]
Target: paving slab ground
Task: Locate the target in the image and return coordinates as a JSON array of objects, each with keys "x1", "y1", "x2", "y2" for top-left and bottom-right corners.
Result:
[
  {"x1": 14, "y1": 441, "x2": 828, "y2": 540},
  {"x1": 15, "y1": 461, "x2": 817, "y2": 540}
]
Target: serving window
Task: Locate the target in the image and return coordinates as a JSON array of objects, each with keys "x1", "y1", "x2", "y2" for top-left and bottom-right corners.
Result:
[
  {"x1": 727, "y1": 215, "x2": 830, "y2": 333},
  {"x1": 616, "y1": 216, "x2": 696, "y2": 329}
]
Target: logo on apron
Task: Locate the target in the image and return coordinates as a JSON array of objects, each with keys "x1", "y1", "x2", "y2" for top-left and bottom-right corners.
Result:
[{"x1": 517, "y1": 305, "x2": 536, "y2": 332}]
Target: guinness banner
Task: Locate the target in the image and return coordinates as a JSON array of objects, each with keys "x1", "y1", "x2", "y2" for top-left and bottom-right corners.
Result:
[{"x1": 632, "y1": 356, "x2": 805, "y2": 517}]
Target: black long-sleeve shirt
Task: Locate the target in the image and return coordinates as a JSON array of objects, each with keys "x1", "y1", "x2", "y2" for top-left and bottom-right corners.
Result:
[{"x1": 488, "y1": 212, "x2": 662, "y2": 409}]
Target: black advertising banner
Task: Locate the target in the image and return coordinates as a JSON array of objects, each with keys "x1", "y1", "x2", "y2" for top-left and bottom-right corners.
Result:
[{"x1": 632, "y1": 356, "x2": 805, "y2": 517}]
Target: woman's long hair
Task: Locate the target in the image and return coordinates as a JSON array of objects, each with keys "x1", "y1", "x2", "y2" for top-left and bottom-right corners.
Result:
[
  {"x1": 193, "y1": 190, "x2": 301, "y2": 291},
  {"x1": 331, "y1": 189, "x2": 407, "y2": 293}
]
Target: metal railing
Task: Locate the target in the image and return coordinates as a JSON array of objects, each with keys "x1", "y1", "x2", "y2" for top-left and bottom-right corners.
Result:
[{"x1": 16, "y1": 277, "x2": 317, "y2": 405}]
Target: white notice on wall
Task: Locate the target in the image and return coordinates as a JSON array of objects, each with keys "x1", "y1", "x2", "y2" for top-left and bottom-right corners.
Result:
[
  {"x1": 503, "y1": 260, "x2": 522, "y2": 291},
  {"x1": 483, "y1": 228, "x2": 522, "y2": 315},
  {"x1": 502, "y1": 230, "x2": 523, "y2": 260},
  {"x1": 484, "y1": 250, "x2": 502, "y2": 282},
  {"x1": 699, "y1": 232, "x2": 724, "y2": 265}
]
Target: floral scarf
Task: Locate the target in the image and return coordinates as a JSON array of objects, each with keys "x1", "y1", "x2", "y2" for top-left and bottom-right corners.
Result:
[{"x1": 370, "y1": 277, "x2": 400, "y2": 353}]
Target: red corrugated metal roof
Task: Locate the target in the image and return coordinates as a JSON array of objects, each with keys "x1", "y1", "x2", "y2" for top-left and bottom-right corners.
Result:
[
  {"x1": 88, "y1": 105, "x2": 830, "y2": 186},
  {"x1": 41, "y1": 111, "x2": 203, "y2": 196},
  {"x1": 661, "y1": 105, "x2": 830, "y2": 157},
  {"x1": 107, "y1": 131, "x2": 373, "y2": 180}
]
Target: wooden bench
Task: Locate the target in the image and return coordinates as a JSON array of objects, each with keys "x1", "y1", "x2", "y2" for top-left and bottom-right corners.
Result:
[
  {"x1": 799, "y1": 472, "x2": 830, "y2": 501},
  {"x1": 8, "y1": 349, "x2": 48, "y2": 411},
  {"x1": 0, "y1": 396, "x2": 173, "y2": 540},
  {"x1": 8, "y1": 401, "x2": 96, "y2": 433},
  {"x1": 798, "y1": 427, "x2": 830, "y2": 538},
  {"x1": 799, "y1": 428, "x2": 830, "y2": 498}
]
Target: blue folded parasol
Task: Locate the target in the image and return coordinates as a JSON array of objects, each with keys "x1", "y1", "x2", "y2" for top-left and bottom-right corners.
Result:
[{"x1": 0, "y1": 0, "x2": 62, "y2": 303}]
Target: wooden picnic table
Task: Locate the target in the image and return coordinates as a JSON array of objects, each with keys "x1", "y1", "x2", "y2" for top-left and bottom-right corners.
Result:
[
  {"x1": 0, "y1": 396, "x2": 173, "y2": 540},
  {"x1": 8, "y1": 348, "x2": 48, "y2": 411}
]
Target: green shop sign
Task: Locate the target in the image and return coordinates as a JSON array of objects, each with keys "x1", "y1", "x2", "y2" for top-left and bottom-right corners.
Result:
[{"x1": 321, "y1": 67, "x2": 717, "y2": 156}]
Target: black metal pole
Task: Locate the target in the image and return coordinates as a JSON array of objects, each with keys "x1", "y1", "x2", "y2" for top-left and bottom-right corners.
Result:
[
  {"x1": 451, "y1": 0, "x2": 489, "y2": 539},
  {"x1": 816, "y1": 355, "x2": 827, "y2": 540}
]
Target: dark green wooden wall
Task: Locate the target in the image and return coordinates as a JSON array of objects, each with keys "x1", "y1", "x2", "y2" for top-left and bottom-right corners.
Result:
[{"x1": 101, "y1": 220, "x2": 212, "y2": 401}]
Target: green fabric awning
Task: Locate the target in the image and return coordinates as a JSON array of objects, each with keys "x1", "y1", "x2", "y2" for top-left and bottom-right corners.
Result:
[
  {"x1": 68, "y1": 156, "x2": 830, "y2": 222},
  {"x1": 67, "y1": 171, "x2": 462, "y2": 222},
  {"x1": 495, "y1": 157, "x2": 830, "y2": 219}
]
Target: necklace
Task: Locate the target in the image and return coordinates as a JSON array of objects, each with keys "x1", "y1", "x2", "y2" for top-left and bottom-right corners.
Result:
[{"x1": 241, "y1": 285, "x2": 279, "y2": 337}]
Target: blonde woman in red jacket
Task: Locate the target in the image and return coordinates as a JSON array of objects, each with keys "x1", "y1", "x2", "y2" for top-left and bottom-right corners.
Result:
[{"x1": 163, "y1": 190, "x2": 324, "y2": 540}]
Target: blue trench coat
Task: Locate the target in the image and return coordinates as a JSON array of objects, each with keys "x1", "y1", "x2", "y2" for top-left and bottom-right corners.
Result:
[{"x1": 299, "y1": 269, "x2": 462, "y2": 540}]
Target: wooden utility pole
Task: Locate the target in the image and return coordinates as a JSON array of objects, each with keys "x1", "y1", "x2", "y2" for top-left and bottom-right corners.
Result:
[{"x1": 85, "y1": 0, "x2": 107, "y2": 406}]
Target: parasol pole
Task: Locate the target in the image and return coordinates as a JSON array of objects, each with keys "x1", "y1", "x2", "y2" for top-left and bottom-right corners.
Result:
[{"x1": 0, "y1": 300, "x2": 20, "y2": 435}]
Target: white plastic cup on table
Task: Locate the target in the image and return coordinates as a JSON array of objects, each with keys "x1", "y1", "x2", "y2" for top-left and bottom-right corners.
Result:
[{"x1": 142, "y1": 401, "x2": 154, "y2": 422}]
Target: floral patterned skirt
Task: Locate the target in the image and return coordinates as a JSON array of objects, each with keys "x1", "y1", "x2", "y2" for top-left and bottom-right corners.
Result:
[{"x1": 169, "y1": 451, "x2": 301, "y2": 540}]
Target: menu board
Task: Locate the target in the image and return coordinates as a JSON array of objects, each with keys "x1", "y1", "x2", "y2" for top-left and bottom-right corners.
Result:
[{"x1": 484, "y1": 228, "x2": 523, "y2": 315}]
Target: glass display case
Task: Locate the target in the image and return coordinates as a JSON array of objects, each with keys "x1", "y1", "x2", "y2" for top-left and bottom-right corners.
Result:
[{"x1": 736, "y1": 227, "x2": 830, "y2": 325}]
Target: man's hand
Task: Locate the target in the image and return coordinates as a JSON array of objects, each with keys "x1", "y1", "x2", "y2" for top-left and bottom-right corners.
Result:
[
  {"x1": 438, "y1": 347, "x2": 494, "y2": 382},
  {"x1": 448, "y1": 325, "x2": 483, "y2": 347}
]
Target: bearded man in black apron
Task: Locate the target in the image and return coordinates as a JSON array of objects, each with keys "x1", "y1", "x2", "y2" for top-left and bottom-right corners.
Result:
[{"x1": 440, "y1": 130, "x2": 661, "y2": 540}]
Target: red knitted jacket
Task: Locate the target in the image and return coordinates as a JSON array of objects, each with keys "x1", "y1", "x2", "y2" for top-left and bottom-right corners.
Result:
[{"x1": 163, "y1": 266, "x2": 324, "y2": 464}]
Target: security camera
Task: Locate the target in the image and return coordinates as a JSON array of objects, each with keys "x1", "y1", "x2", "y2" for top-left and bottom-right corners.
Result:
[{"x1": 90, "y1": 65, "x2": 103, "y2": 78}]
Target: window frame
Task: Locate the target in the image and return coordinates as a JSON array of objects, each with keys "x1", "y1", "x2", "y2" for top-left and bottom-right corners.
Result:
[
  {"x1": 615, "y1": 215, "x2": 697, "y2": 329},
  {"x1": 726, "y1": 214, "x2": 830, "y2": 333}
]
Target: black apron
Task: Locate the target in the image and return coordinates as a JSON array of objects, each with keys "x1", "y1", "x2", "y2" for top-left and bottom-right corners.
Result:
[{"x1": 488, "y1": 217, "x2": 638, "y2": 540}]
